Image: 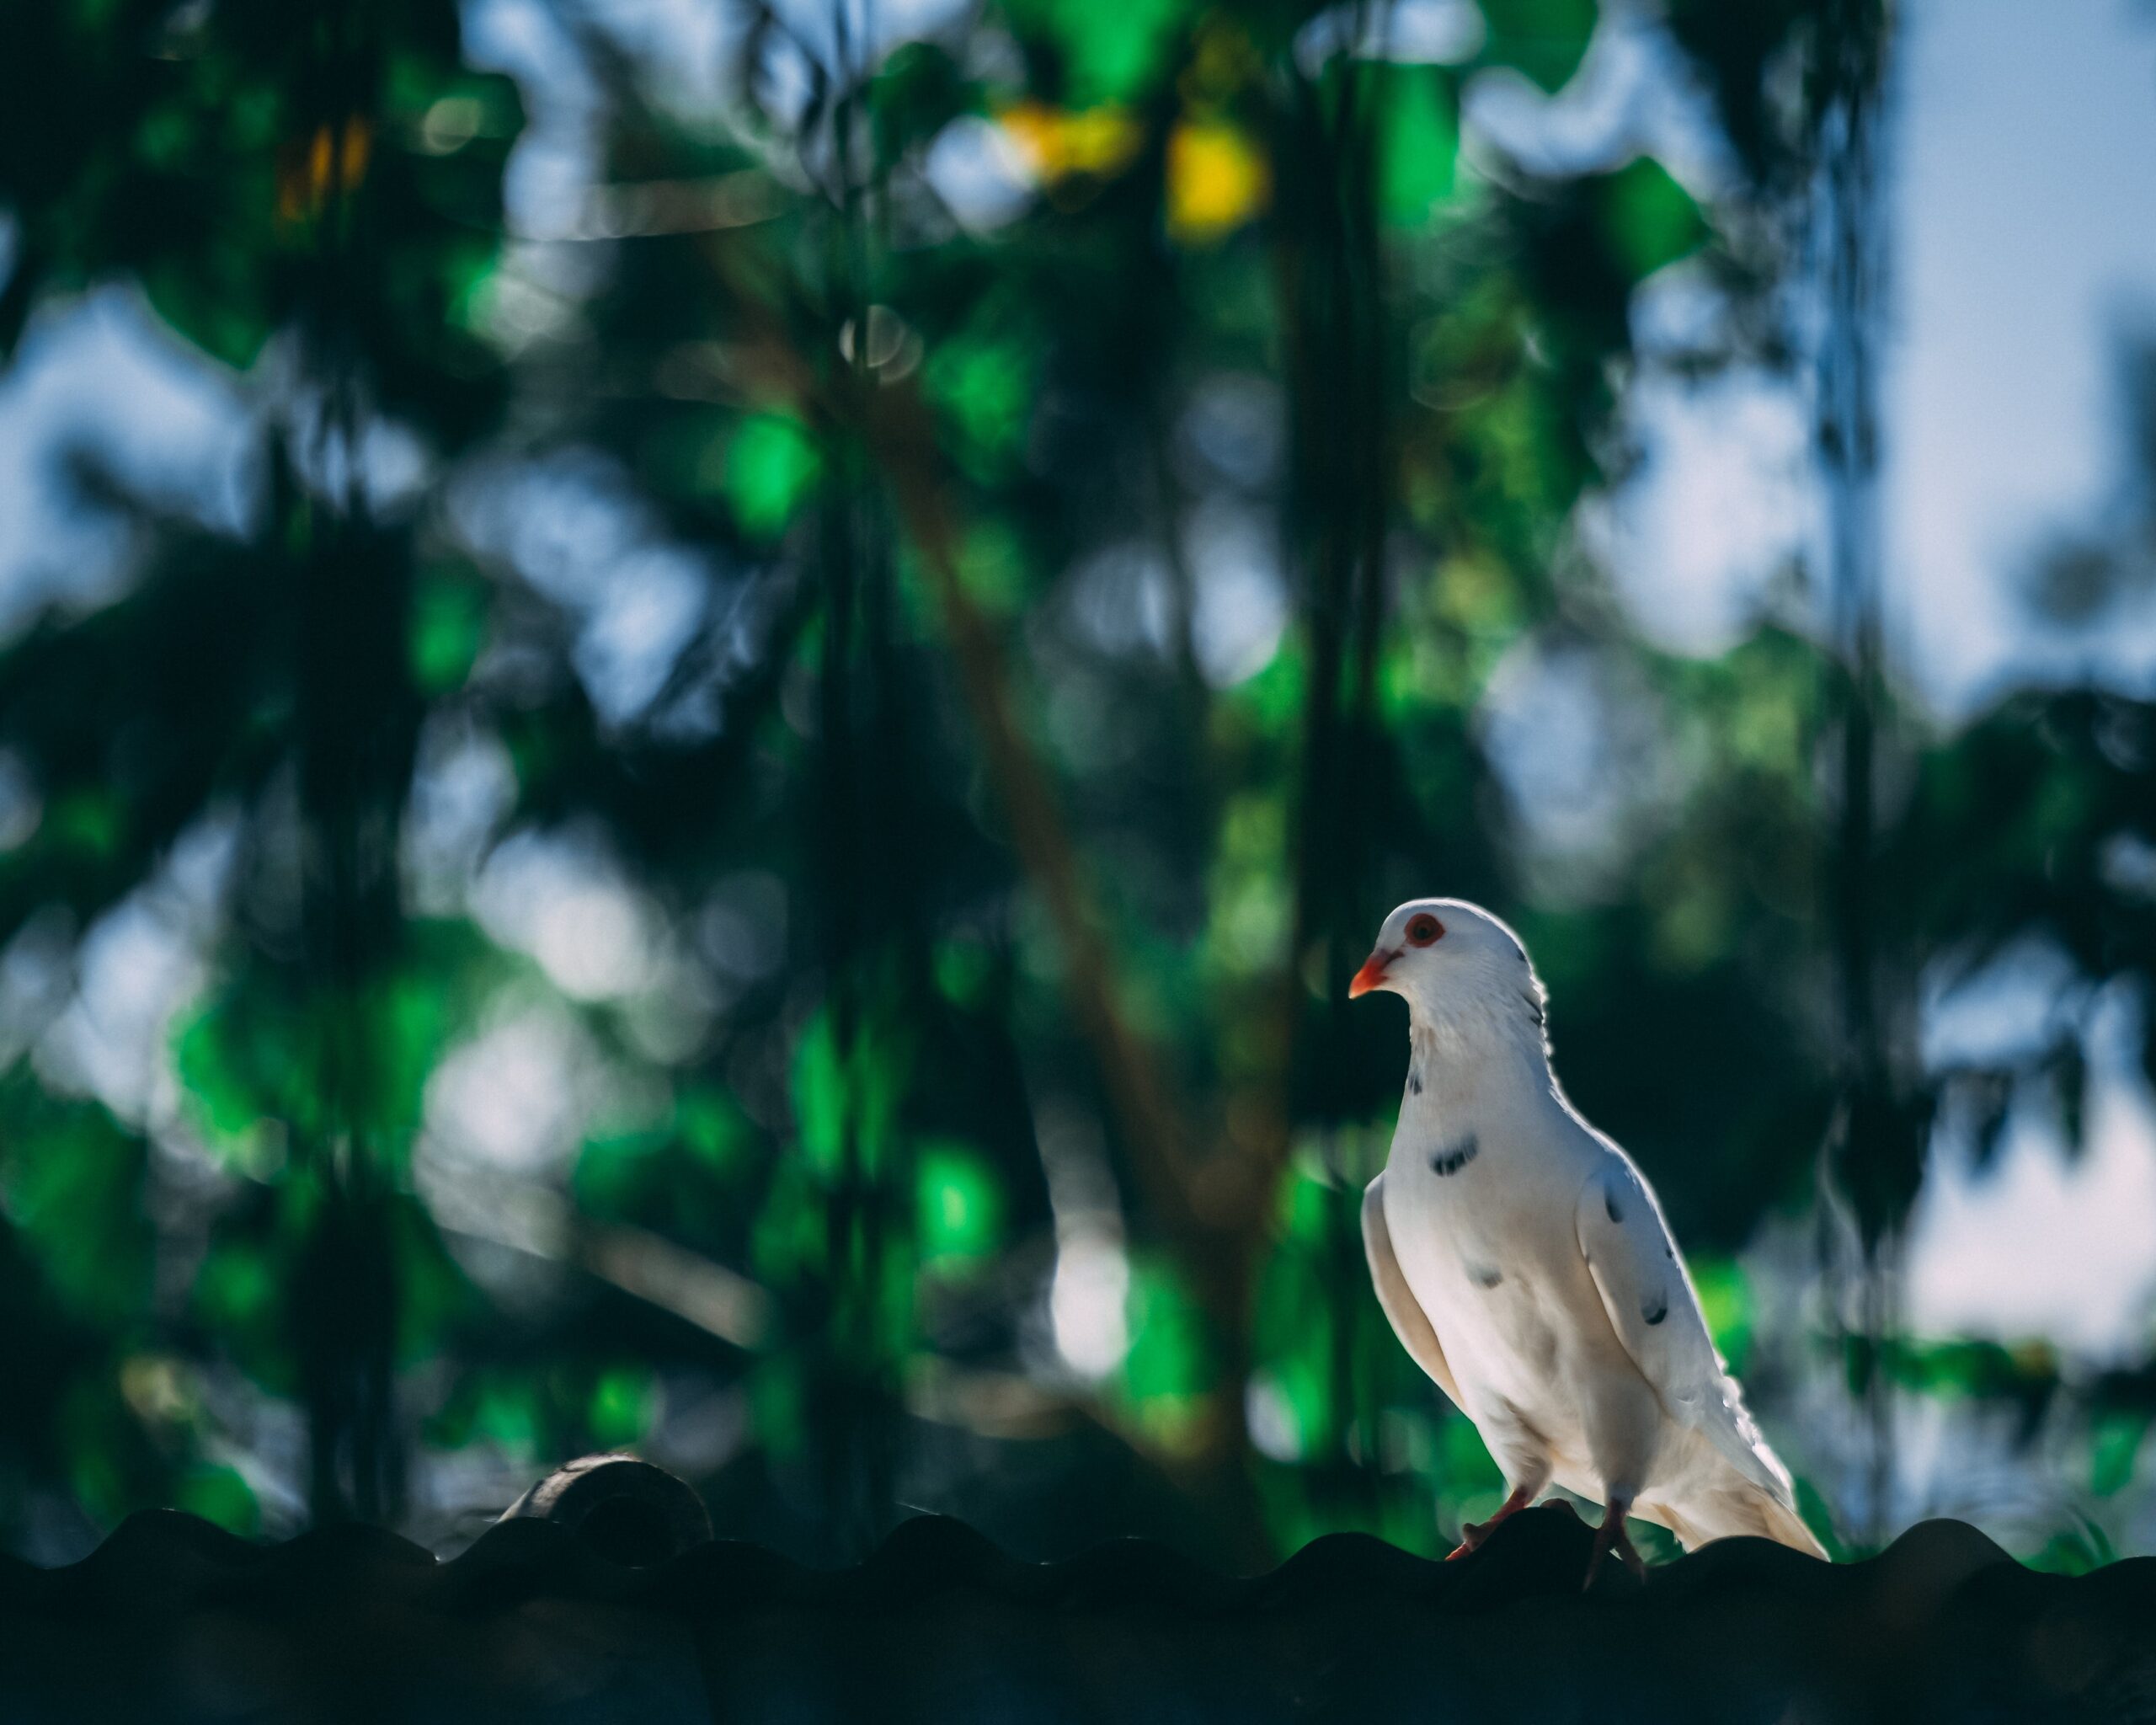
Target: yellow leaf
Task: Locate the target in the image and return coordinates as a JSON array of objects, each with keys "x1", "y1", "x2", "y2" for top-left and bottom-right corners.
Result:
[
  {"x1": 996, "y1": 101, "x2": 1141, "y2": 184},
  {"x1": 1166, "y1": 120, "x2": 1267, "y2": 243}
]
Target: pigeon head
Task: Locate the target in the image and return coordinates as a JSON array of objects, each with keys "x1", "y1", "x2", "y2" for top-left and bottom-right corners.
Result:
[{"x1": 1348, "y1": 898, "x2": 1546, "y2": 1039}]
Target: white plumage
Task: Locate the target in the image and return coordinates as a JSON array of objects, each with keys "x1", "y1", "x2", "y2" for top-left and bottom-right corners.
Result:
[{"x1": 1350, "y1": 897, "x2": 1826, "y2": 1573}]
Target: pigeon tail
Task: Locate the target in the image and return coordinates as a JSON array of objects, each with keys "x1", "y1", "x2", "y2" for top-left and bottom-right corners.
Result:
[{"x1": 1651, "y1": 1482, "x2": 1827, "y2": 1557}]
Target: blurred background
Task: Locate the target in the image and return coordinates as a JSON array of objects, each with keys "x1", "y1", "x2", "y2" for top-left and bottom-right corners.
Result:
[{"x1": 0, "y1": 0, "x2": 2152, "y2": 1574}]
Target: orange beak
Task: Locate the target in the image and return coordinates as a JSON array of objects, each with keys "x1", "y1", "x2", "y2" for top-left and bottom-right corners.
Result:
[{"x1": 1348, "y1": 948, "x2": 1398, "y2": 1000}]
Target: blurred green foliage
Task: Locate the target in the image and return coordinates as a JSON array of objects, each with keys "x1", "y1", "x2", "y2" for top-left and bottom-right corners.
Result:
[{"x1": 0, "y1": 0, "x2": 2147, "y2": 1573}]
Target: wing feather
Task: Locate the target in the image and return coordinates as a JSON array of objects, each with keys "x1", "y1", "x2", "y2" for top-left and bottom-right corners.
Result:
[
  {"x1": 1362, "y1": 1174, "x2": 1462, "y2": 1408},
  {"x1": 1573, "y1": 1155, "x2": 1796, "y2": 1509}
]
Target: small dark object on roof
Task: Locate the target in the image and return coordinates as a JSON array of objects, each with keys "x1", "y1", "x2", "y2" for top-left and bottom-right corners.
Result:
[
  {"x1": 501, "y1": 1453, "x2": 713, "y2": 1567},
  {"x1": 1, "y1": 1463, "x2": 2150, "y2": 1723}
]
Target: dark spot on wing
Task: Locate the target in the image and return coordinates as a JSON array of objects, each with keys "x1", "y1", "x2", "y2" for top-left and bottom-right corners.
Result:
[
  {"x1": 1664, "y1": 1247, "x2": 1674, "y2": 1261},
  {"x1": 1407, "y1": 1071, "x2": 1422, "y2": 1097},
  {"x1": 1523, "y1": 992, "x2": 1544, "y2": 1028},
  {"x1": 1430, "y1": 1134, "x2": 1479, "y2": 1178},
  {"x1": 1642, "y1": 1295, "x2": 1668, "y2": 1327},
  {"x1": 1604, "y1": 1182, "x2": 1624, "y2": 1225},
  {"x1": 1469, "y1": 1263, "x2": 1502, "y2": 1290}
]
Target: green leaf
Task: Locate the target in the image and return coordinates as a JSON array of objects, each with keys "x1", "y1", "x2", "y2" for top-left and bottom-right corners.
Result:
[
  {"x1": 998, "y1": 0, "x2": 1190, "y2": 104},
  {"x1": 1594, "y1": 156, "x2": 1708, "y2": 284},
  {"x1": 471, "y1": 1373, "x2": 543, "y2": 1455},
  {"x1": 1117, "y1": 1255, "x2": 1211, "y2": 1454},
  {"x1": 933, "y1": 938, "x2": 995, "y2": 1009},
  {"x1": 45, "y1": 788, "x2": 124, "y2": 861},
  {"x1": 2092, "y1": 1411, "x2": 2149, "y2": 1498},
  {"x1": 750, "y1": 1162, "x2": 827, "y2": 1283},
  {"x1": 915, "y1": 1139, "x2": 1003, "y2": 1269},
  {"x1": 749, "y1": 1355, "x2": 808, "y2": 1457},
  {"x1": 2026, "y1": 1516, "x2": 2118, "y2": 1576},
  {"x1": 0, "y1": 1087, "x2": 151, "y2": 1325},
  {"x1": 174, "y1": 928, "x2": 499, "y2": 1172},
  {"x1": 926, "y1": 337, "x2": 1033, "y2": 481},
  {"x1": 726, "y1": 413, "x2": 823, "y2": 539},
  {"x1": 789, "y1": 1007, "x2": 910, "y2": 1180},
  {"x1": 1377, "y1": 66, "x2": 1460, "y2": 226},
  {"x1": 409, "y1": 570, "x2": 488, "y2": 695},
  {"x1": 1438, "y1": 1409, "x2": 1504, "y2": 1493},
  {"x1": 1476, "y1": 0, "x2": 1598, "y2": 94},
  {"x1": 177, "y1": 1464, "x2": 261, "y2": 1535},
  {"x1": 139, "y1": 251, "x2": 274, "y2": 371},
  {"x1": 190, "y1": 1234, "x2": 296, "y2": 1392},
  {"x1": 590, "y1": 1365, "x2": 656, "y2": 1448},
  {"x1": 676, "y1": 1087, "x2": 755, "y2": 1173}
]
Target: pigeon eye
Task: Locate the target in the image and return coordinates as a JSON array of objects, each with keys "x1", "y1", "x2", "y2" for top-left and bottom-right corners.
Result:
[{"x1": 1406, "y1": 915, "x2": 1444, "y2": 947}]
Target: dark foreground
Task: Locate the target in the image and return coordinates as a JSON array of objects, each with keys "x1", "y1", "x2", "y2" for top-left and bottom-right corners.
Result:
[{"x1": 2, "y1": 1487, "x2": 2149, "y2": 1723}]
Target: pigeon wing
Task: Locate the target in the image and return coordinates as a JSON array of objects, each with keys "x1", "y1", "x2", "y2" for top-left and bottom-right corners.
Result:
[
  {"x1": 1362, "y1": 1174, "x2": 1463, "y2": 1408},
  {"x1": 1573, "y1": 1156, "x2": 1794, "y2": 1505}
]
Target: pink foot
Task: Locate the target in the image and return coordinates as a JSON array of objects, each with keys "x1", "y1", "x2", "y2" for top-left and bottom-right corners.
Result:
[
  {"x1": 1583, "y1": 1498, "x2": 1646, "y2": 1589},
  {"x1": 1446, "y1": 1484, "x2": 1536, "y2": 1562}
]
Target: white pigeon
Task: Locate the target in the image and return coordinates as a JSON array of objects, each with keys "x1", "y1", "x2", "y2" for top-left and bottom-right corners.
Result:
[{"x1": 1350, "y1": 897, "x2": 1827, "y2": 1578}]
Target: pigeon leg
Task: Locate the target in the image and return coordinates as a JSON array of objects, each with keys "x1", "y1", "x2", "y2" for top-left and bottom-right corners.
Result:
[
  {"x1": 1583, "y1": 1495, "x2": 1645, "y2": 1589},
  {"x1": 1446, "y1": 1483, "x2": 1536, "y2": 1561}
]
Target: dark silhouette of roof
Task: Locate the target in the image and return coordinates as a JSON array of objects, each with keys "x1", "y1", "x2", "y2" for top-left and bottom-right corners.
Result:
[{"x1": 3, "y1": 1465, "x2": 2150, "y2": 1723}]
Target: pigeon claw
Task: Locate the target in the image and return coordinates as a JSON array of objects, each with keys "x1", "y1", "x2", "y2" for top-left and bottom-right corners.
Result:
[
  {"x1": 1583, "y1": 1499, "x2": 1646, "y2": 1590},
  {"x1": 1446, "y1": 1483, "x2": 1535, "y2": 1561}
]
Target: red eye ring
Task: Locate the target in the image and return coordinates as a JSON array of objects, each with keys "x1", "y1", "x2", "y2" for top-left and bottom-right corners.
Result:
[{"x1": 1406, "y1": 915, "x2": 1444, "y2": 947}]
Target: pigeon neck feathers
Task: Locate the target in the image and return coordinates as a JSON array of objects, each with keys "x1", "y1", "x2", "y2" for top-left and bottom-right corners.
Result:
[{"x1": 1402, "y1": 952, "x2": 1552, "y2": 1087}]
